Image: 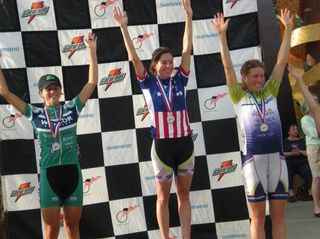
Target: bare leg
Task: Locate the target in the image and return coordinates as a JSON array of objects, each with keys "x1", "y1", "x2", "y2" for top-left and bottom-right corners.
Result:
[
  {"x1": 248, "y1": 201, "x2": 266, "y2": 239},
  {"x1": 63, "y1": 206, "x2": 82, "y2": 239},
  {"x1": 176, "y1": 174, "x2": 193, "y2": 239},
  {"x1": 312, "y1": 177, "x2": 320, "y2": 214},
  {"x1": 41, "y1": 207, "x2": 60, "y2": 239},
  {"x1": 269, "y1": 200, "x2": 287, "y2": 239},
  {"x1": 156, "y1": 180, "x2": 172, "y2": 239}
]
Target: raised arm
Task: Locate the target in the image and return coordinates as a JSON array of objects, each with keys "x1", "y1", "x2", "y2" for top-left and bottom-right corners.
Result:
[
  {"x1": 0, "y1": 67, "x2": 26, "y2": 113},
  {"x1": 180, "y1": 0, "x2": 193, "y2": 72},
  {"x1": 79, "y1": 32, "x2": 98, "y2": 105},
  {"x1": 213, "y1": 13, "x2": 237, "y2": 87},
  {"x1": 271, "y1": 9, "x2": 294, "y2": 81},
  {"x1": 113, "y1": 7, "x2": 144, "y2": 77},
  {"x1": 288, "y1": 63, "x2": 320, "y2": 132}
]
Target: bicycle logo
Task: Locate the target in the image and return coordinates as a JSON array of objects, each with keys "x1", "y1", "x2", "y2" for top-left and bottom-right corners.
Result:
[
  {"x1": 132, "y1": 33, "x2": 154, "y2": 49},
  {"x1": 116, "y1": 205, "x2": 139, "y2": 223},
  {"x1": 204, "y1": 93, "x2": 228, "y2": 110},
  {"x1": 2, "y1": 113, "x2": 23, "y2": 128},
  {"x1": 94, "y1": 0, "x2": 118, "y2": 17},
  {"x1": 83, "y1": 176, "x2": 101, "y2": 194}
]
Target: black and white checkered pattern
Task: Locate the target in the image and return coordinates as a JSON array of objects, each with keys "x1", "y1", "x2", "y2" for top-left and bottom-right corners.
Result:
[{"x1": 0, "y1": 0, "x2": 261, "y2": 238}]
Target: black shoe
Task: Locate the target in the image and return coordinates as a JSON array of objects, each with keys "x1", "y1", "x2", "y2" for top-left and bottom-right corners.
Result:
[
  {"x1": 288, "y1": 196, "x2": 296, "y2": 203},
  {"x1": 314, "y1": 212, "x2": 320, "y2": 217}
]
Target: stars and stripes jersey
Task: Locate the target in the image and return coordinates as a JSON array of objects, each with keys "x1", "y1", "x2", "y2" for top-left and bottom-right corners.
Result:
[
  {"x1": 136, "y1": 67, "x2": 191, "y2": 139},
  {"x1": 23, "y1": 96, "x2": 84, "y2": 169}
]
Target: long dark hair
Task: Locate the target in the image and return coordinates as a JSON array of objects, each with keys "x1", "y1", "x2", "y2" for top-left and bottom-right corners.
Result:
[{"x1": 149, "y1": 47, "x2": 173, "y2": 76}]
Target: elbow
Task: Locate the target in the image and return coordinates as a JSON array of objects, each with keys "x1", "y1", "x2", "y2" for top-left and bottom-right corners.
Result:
[{"x1": 182, "y1": 48, "x2": 192, "y2": 56}]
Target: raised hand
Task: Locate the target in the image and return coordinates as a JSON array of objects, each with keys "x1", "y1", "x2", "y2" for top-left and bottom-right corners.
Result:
[
  {"x1": 85, "y1": 32, "x2": 97, "y2": 50},
  {"x1": 182, "y1": 0, "x2": 192, "y2": 16},
  {"x1": 212, "y1": 12, "x2": 229, "y2": 35},
  {"x1": 113, "y1": 6, "x2": 128, "y2": 28},
  {"x1": 288, "y1": 63, "x2": 304, "y2": 81},
  {"x1": 278, "y1": 8, "x2": 294, "y2": 30}
]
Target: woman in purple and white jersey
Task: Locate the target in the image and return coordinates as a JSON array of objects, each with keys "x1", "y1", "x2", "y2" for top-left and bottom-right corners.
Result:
[
  {"x1": 213, "y1": 9, "x2": 293, "y2": 239},
  {"x1": 113, "y1": 1, "x2": 194, "y2": 238}
]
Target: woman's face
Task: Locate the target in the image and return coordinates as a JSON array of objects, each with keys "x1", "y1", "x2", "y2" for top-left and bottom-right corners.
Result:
[
  {"x1": 154, "y1": 52, "x2": 174, "y2": 80},
  {"x1": 243, "y1": 67, "x2": 265, "y2": 93},
  {"x1": 40, "y1": 84, "x2": 62, "y2": 106},
  {"x1": 288, "y1": 125, "x2": 299, "y2": 138}
]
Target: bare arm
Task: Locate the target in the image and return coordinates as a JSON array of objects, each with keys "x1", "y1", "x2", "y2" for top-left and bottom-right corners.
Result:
[
  {"x1": 0, "y1": 67, "x2": 26, "y2": 113},
  {"x1": 180, "y1": 0, "x2": 193, "y2": 72},
  {"x1": 79, "y1": 32, "x2": 98, "y2": 105},
  {"x1": 113, "y1": 7, "x2": 145, "y2": 78},
  {"x1": 213, "y1": 13, "x2": 237, "y2": 87},
  {"x1": 271, "y1": 9, "x2": 294, "y2": 81},
  {"x1": 288, "y1": 63, "x2": 320, "y2": 132}
]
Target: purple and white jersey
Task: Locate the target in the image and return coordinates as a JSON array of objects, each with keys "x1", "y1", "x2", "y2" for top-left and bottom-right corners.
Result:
[
  {"x1": 136, "y1": 67, "x2": 191, "y2": 139},
  {"x1": 229, "y1": 78, "x2": 283, "y2": 155}
]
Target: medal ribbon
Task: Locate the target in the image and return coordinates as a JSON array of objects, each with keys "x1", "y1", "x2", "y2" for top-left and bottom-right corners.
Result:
[
  {"x1": 44, "y1": 105, "x2": 61, "y2": 142},
  {"x1": 246, "y1": 88, "x2": 266, "y2": 124},
  {"x1": 156, "y1": 76, "x2": 173, "y2": 112}
]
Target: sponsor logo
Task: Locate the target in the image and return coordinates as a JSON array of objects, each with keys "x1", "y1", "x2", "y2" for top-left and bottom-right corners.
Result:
[
  {"x1": 2, "y1": 113, "x2": 23, "y2": 129},
  {"x1": 159, "y1": 1, "x2": 182, "y2": 8},
  {"x1": 99, "y1": 68, "x2": 126, "y2": 91},
  {"x1": 132, "y1": 33, "x2": 154, "y2": 49},
  {"x1": 191, "y1": 204, "x2": 209, "y2": 209},
  {"x1": 10, "y1": 182, "x2": 35, "y2": 202},
  {"x1": 195, "y1": 33, "x2": 218, "y2": 39},
  {"x1": 144, "y1": 175, "x2": 155, "y2": 181},
  {"x1": 116, "y1": 205, "x2": 139, "y2": 223},
  {"x1": 79, "y1": 113, "x2": 95, "y2": 119},
  {"x1": 221, "y1": 233, "x2": 247, "y2": 238},
  {"x1": 204, "y1": 93, "x2": 228, "y2": 110},
  {"x1": 225, "y1": 0, "x2": 240, "y2": 9},
  {"x1": 21, "y1": 1, "x2": 50, "y2": 24},
  {"x1": 62, "y1": 36, "x2": 86, "y2": 59},
  {"x1": 136, "y1": 103, "x2": 149, "y2": 121},
  {"x1": 83, "y1": 176, "x2": 101, "y2": 194},
  {"x1": 40, "y1": 115, "x2": 74, "y2": 127},
  {"x1": 106, "y1": 144, "x2": 132, "y2": 151},
  {"x1": 93, "y1": 0, "x2": 118, "y2": 17},
  {"x1": 212, "y1": 160, "x2": 237, "y2": 181},
  {"x1": 0, "y1": 48, "x2": 20, "y2": 56}
]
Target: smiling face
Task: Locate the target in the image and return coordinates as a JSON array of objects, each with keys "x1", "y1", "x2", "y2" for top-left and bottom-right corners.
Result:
[
  {"x1": 154, "y1": 52, "x2": 174, "y2": 80},
  {"x1": 242, "y1": 67, "x2": 265, "y2": 93},
  {"x1": 40, "y1": 84, "x2": 62, "y2": 106}
]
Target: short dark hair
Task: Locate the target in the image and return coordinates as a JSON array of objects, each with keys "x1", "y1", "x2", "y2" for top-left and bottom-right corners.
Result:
[
  {"x1": 240, "y1": 59, "x2": 265, "y2": 77},
  {"x1": 149, "y1": 47, "x2": 173, "y2": 75}
]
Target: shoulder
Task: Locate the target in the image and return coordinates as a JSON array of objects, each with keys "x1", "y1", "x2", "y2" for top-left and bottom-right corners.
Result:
[{"x1": 228, "y1": 83, "x2": 246, "y2": 104}]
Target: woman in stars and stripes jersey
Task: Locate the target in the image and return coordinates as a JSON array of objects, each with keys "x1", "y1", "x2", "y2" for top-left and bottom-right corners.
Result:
[
  {"x1": 213, "y1": 9, "x2": 293, "y2": 239},
  {"x1": 0, "y1": 32, "x2": 98, "y2": 239},
  {"x1": 113, "y1": 1, "x2": 194, "y2": 238}
]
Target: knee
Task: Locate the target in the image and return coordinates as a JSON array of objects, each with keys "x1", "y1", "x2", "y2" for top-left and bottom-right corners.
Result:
[
  {"x1": 45, "y1": 224, "x2": 60, "y2": 238},
  {"x1": 157, "y1": 193, "x2": 170, "y2": 206},
  {"x1": 270, "y1": 212, "x2": 285, "y2": 223},
  {"x1": 176, "y1": 189, "x2": 190, "y2": 202},
  {"x1": 251, "y1": 215, "x2": 265, "y2": 225},
  {"x1": 64, "y1": 218, "x2": 80, "y2": 231}
]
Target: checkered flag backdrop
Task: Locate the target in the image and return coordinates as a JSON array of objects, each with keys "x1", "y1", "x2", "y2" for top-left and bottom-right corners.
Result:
[{"x1": 0, "y1": 0, "x2": 261, "y2": 238}]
